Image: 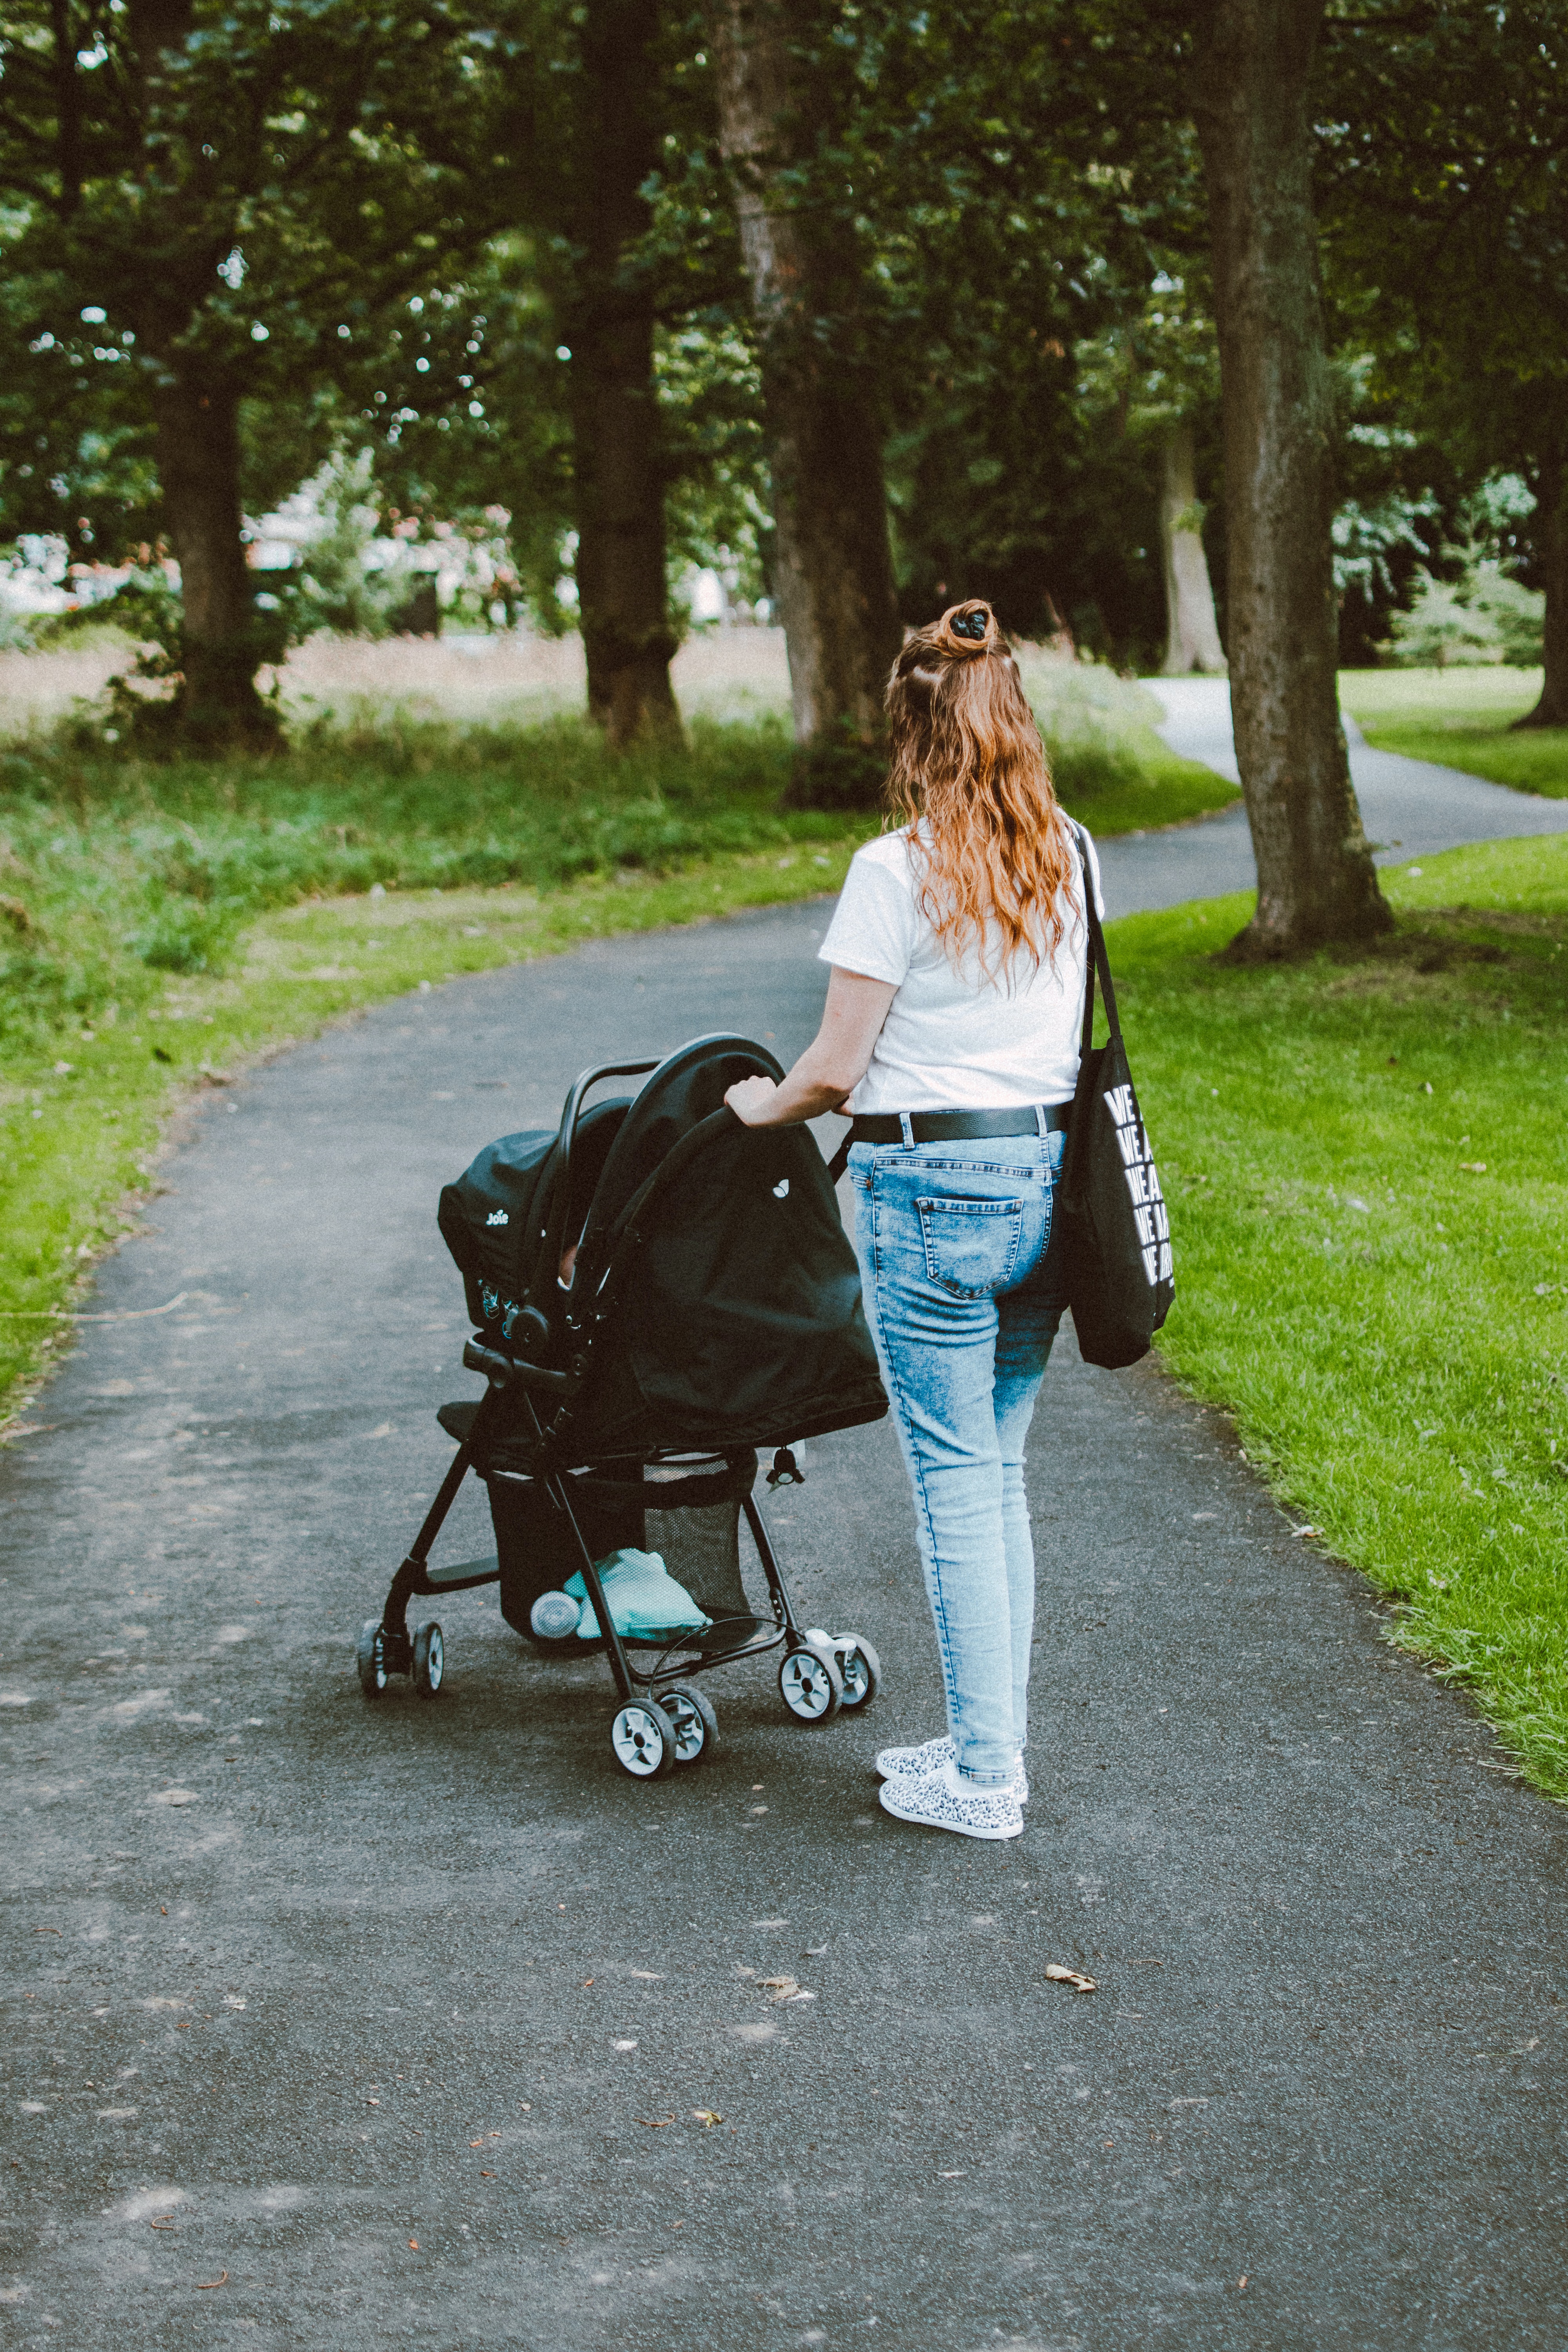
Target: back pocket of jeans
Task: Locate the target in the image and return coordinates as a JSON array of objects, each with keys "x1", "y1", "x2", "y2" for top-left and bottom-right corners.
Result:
[{"x1": 915, "y1": 1196, "x2": 1024, "y2": 1297}]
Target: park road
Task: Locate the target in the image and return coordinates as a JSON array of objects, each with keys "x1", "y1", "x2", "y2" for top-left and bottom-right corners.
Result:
[{"x1": 3, "y1": 897, "x2": 1567, "y2": 2350}]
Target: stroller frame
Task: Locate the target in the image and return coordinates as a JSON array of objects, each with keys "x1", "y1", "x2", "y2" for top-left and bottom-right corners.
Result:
[{"x1": 356, "y1": 1053, "x2": 882, "y2": 1777}]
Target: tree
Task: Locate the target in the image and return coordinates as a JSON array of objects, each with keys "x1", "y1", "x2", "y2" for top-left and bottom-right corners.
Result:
[
  {"x1": 706, "y1": 0, "x2": 901, "y2": 799},
  {"x1": 1186, "y1": 0, "x2": 1390, "y2": 956},
  {"x1": 557, "y1": 0, "x2": 683, "y2": 740},
  {"x1": 1316, "y1": 0, "x2": 1568, "y2": 727},
  {"x1": 1076, "y1": 259, "x2": 1227, "y2": 673},
  {"x1": 0, "y1": 0, "x2": 476, "y2": 743}
]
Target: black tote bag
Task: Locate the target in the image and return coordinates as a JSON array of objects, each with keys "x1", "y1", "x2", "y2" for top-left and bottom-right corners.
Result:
[{"x1": 1056, "y1": 826, "x2": 1175, "y2": 1369}]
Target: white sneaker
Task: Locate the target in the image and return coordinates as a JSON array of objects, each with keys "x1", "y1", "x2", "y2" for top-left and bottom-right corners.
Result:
[
  {"x1": 877, "y1": 1757, "x2": 1024, "y2": 1841},
  {"x1": 876, "y1": 1734, "x2": 1027, "y2": 1804}
]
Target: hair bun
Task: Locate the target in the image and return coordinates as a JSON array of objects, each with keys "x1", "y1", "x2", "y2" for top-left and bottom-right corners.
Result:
[{"x1": 934, "y1": 600, "x2": 1000, "y2": 658}]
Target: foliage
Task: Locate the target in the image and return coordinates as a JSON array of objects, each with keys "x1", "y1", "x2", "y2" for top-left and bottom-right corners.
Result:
[
  {"x1": 1387, "y1": 567, "x2": 1545, "y2": 671},
  {"x1": 1383, "y1": 480, "x2": 1546, "y2": 669},
  {"x1": 1315, "y1": 0, "x2": 1568, "y2": 599}
]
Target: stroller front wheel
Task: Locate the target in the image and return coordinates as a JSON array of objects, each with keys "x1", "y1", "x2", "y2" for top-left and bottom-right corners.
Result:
[
  {"x1": 610, "y1": 1699, "x2": 678, "y2": 1779},
  {"x1": 659, "y1": 1682, "x2": 719, "y2": 1764},
  {"x1": 835, "y1": 1637, "x2": 881, "y2": 1710},
  {"x1": 412, "y1": 1621, "x2": 445, "y2": 1699},
  {"x1": 779, "y1": 1643, "x2": 843, "y2": 1724},
  {"x1": 356, "y1": 1620, "x2": 388, "y2": 1699}
]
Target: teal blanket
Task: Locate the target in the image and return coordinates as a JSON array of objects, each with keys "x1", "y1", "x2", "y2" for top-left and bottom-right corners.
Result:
[{"x1": 565, "y1": 1549, "x2": 712, "y2": 1642}]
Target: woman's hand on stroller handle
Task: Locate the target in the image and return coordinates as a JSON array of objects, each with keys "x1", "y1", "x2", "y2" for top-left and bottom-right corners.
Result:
[{"x1": 724, "y1": 967, "x2": 895, "y2": 1127}]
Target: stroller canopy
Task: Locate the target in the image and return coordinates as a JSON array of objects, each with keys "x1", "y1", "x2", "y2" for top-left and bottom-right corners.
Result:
[{"x1": 441, "y1": 1034, "x2": 887, "y2": 1461}]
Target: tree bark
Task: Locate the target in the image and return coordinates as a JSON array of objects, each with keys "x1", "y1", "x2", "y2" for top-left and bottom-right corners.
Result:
[
  {"x1": 129, "y1": 0, "x2": 273, "y2": 746},
  {"x1": 1158, "y1": 424, "x2": 1227, "y2": 675},
  {"x1": 708, "y1": 0, "x2": 901, "y2": 797},
  {"x1": 568, "y1": 0, "x2": 681, "y2": 748},
  {"x1": 1514, "y1": 441, "x2": 1568, "y2": 729},
  {"x1": 151, "y1": 375, "x2": 276, "y2": 746},
  {"x1": 1189, "y1": 0, "x2": 1390, "y2": 956}
]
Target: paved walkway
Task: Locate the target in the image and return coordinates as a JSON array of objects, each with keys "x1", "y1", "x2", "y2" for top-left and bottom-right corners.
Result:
[
  {"x1": 4, "y1": 894, "x2": 1566, "y2": 2347},
  {"x1": 1094, "y1": 676, "x2": 1568, "y2": 917}
]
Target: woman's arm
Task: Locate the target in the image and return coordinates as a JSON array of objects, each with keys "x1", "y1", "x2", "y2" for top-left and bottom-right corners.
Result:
[{"x1": 724, "y1": 967, "x2": 897, "y2": 1128}]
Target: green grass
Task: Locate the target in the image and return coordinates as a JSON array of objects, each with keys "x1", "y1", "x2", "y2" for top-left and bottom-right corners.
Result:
[
  {"x1": 1341, "y1": 665, "x2": 1568, "y2": 799},
  {"x1": 14, "y1": 681, "x2": 1564, "y2": 1797},
  {"x1": 0, "y1": 696, "x2": 1229, "y2": 1418},
  {"x1": 1125, "y1": 833, "x2": 1568, "y2": 1793}
]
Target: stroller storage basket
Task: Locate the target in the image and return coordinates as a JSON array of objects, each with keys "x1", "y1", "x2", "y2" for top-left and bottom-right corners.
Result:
[{"x1": 356, "y1": 1034, "x2": 890, "y2": 1779}]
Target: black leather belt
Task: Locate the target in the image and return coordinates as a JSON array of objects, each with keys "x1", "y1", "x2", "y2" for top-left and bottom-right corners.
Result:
[{"x1": 849, "y1": 1103, "x2": 1071, "y2": 1146}]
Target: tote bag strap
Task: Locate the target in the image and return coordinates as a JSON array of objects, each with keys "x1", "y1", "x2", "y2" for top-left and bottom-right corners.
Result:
[{"x1": 1069, "y1": 819, "x2": 1122, "y2": 1054}]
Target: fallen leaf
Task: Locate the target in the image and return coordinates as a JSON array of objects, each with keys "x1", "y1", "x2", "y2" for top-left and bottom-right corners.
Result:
[
  {"x1": 408, "y1": 2239, "x2": 418, "y2": 2251},
  {"x1": 480, "y1": 2170, "x2": 496, "y2": 2178},
  {"x1": 691, "y1": 2109, "x2": 722, "y2": 2127},
  {"x1": 637, "y1": 2115, "x2": 676, "y2": 2129},
  {"x1": 1044, "y1": 1964, "x2": 1097, "y2": 1994},
  {"x1": 194, "y1": 2272, "x2": 228, "y2": 2289},
  {"x1": 581, "y1": 1978, "x2": 594, "y2": 1988},
  {"x1": 469, "y1": 2139, "x2": 485, "y2": 2148}
]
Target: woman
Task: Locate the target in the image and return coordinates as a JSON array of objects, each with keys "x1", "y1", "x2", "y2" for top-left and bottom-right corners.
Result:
[{"x1": 724, "y1": 600, "x2": 1102, "y2": 1841}]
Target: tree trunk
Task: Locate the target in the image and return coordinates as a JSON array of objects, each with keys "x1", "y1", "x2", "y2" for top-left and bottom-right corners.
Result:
[
  {"x1": 568, "y1": 0, "x2": 681, "y2": 748},
  {"x1": 708, "y1": 0, "x2": 901, "y2": 800},
  {"x1": 151, "y1": 375, "x2": 276, "y2": 747},
  {"x1": 1189, "y1": 0, "x2": 1390, "y2": 956},
  {"x1": 1158, "y1": 424, "x2": 1227, "y2": 675},
  {"x1": 1514, "y1": 441, "x2": 1568, "y2": 728}
]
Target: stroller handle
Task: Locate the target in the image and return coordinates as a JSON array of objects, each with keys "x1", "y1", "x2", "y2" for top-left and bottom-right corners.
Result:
[{"x1": 532, "y1": 1057, "x2": 662, "y2": 1325}]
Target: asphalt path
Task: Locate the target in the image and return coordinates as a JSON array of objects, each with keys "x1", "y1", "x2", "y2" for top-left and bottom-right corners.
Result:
[
  {"x1": 1095, "y1": 676, "x2": 1568, "y2": 916},
  {"x1": 5, "y1": 883, "x2": 1568, "y2": 2349}
]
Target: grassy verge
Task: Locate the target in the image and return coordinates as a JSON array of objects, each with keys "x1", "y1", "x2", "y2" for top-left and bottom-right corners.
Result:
[
  {"x1": 0, "y1": 837, "x2": 870, "y2": 1414},
  {"x1": 1341, "y1": 665, "x2": 1568, "y2": 799},
  {"x1": 3, "y1": 736, "x2": 1564, "y2": 1789},
  {"x1": 0, "y1": 695, "x2": 1228, "y2": 1412},
  {"x1": 1125, "y1": 834, "x2": 1568, "y2": 1794}
]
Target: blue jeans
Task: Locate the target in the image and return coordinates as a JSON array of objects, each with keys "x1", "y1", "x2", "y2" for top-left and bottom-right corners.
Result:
[{"x1": 849, "y1": 1131, "x2": 1068, "y2": 1788}]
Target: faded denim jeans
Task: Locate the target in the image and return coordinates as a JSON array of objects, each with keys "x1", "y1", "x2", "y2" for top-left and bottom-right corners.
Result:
[{"x1": 849, "y1": 1129, "x2": 1068, "y2": 1787}]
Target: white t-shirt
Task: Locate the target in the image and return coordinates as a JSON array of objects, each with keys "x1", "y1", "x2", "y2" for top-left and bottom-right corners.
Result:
[{"x1": 818, "y1": 822, "x2": 1105, "y2": 1114}]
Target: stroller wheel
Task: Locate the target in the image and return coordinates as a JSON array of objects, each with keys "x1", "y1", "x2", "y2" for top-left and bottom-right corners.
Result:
[
  {"x1": 356, "y1": 1620, "x2": 388, "y2": 1700},
  {"x1": 834, "y1": 1637, "x2": 882, "y2": 1710},
  {"x1": 660, "y1": 1682, "x2": 719, "y2": 1765},
  {"x1": 412, "y1": 1621, "x2": 445, "y2": 1699},
  {"x1": 610, "y1": 1699, "x2": 678, "y2": 1780},
  {"x1": 779, "y1": 1642, "x2": 843, "y2": 1724}
]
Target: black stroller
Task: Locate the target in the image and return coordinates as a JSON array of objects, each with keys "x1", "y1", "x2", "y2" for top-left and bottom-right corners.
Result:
[{"x1": 355, "y1": 1034, "x2": 891, "y2": 1779}]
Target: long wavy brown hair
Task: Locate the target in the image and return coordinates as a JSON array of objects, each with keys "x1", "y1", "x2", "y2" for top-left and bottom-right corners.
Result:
[{"x1": 884, "y1": 599, "x2": 1078, "y2": 979}]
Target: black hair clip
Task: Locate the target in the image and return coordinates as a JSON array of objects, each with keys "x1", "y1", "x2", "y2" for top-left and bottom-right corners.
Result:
[{"x1": 949, "y1": 609, "x2": 989, "y2": 641}]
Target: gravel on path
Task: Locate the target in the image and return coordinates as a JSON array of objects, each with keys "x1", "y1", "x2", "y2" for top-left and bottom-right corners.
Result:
[
  {"x1": 4, "y1": 901, "x2": 1566, "y2": 2347},
  {"x1": 1093, "y1": 675, "x2": 1568, "y2": 918}
]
